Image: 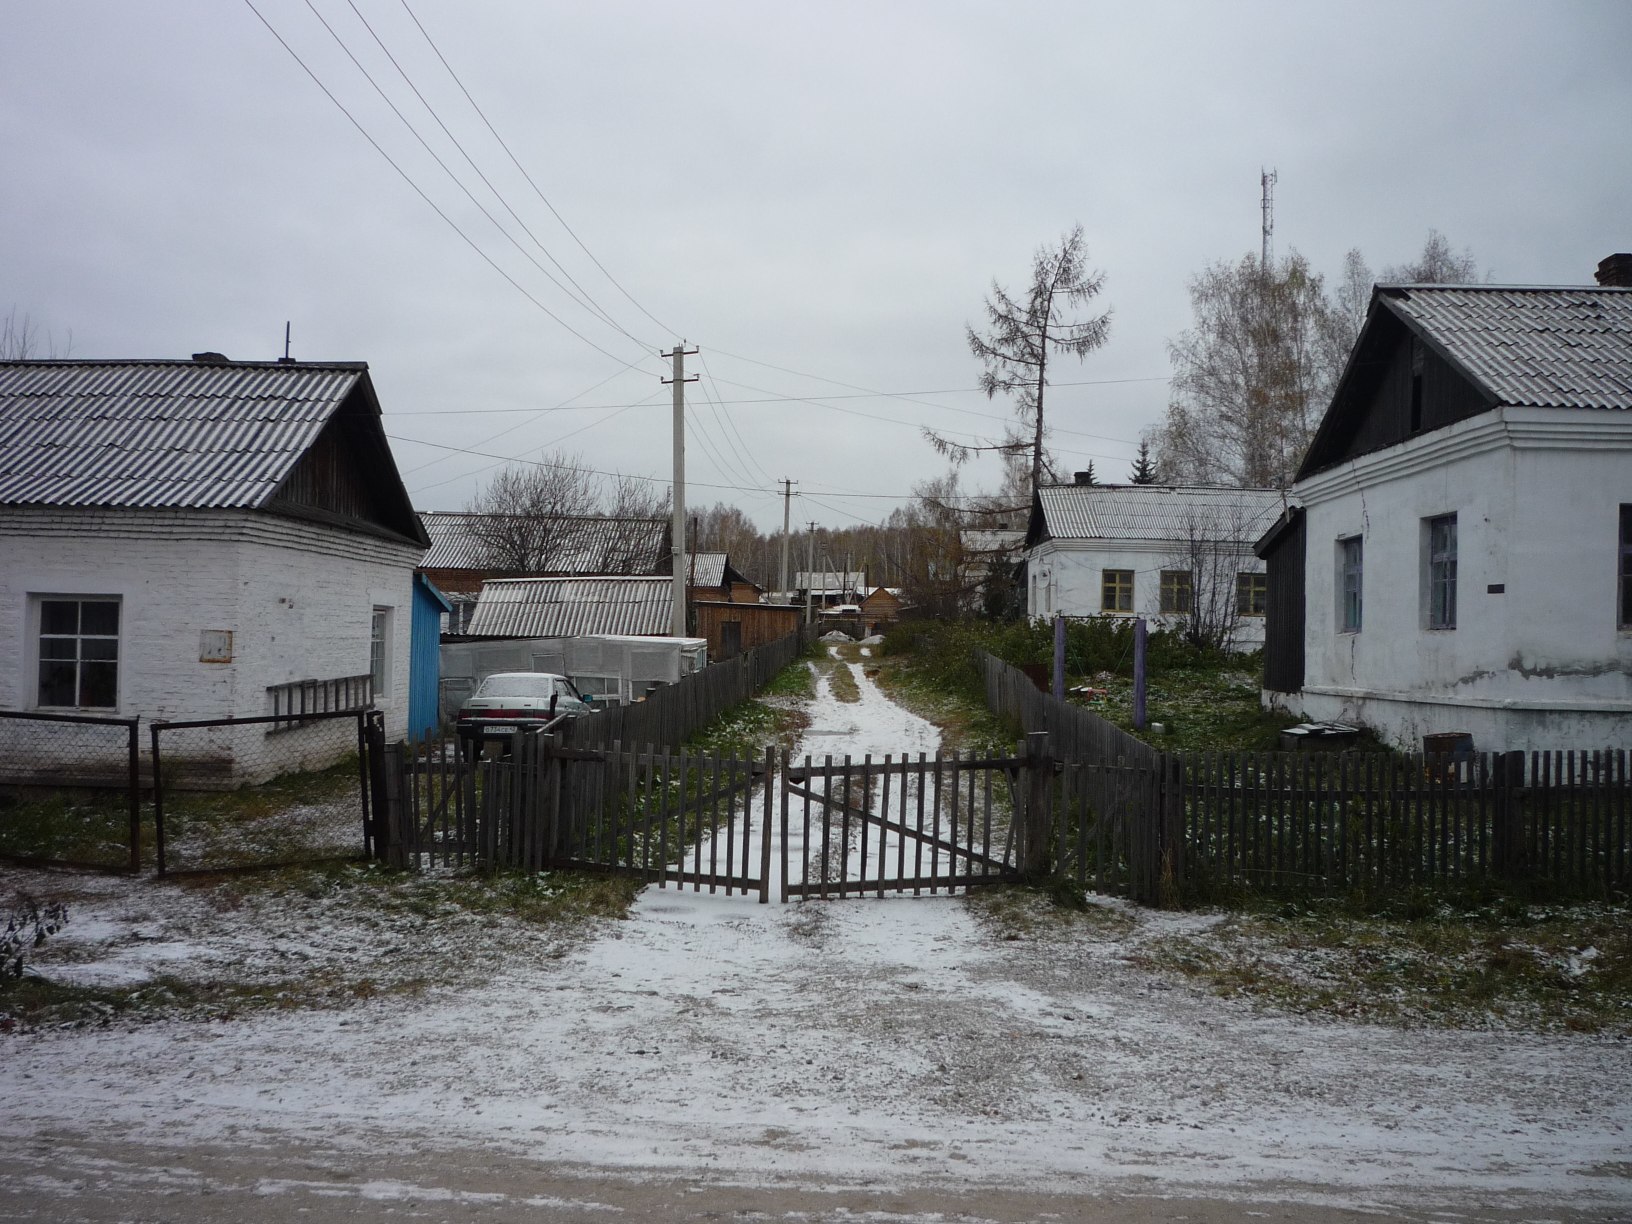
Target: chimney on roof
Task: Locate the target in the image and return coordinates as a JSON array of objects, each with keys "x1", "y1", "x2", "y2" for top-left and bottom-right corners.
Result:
[
  {"x1": 1595, "y1": 254, "x2": 1632, "y2": 288},
  {"x1": 1073, "y1": 470, "x2": 1093, "y2": 485},
  {"x1": 191, "y1": 351, "x2": 230, "y2": 364}
]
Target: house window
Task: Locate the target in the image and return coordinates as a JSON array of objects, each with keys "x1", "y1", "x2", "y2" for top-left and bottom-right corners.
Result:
[
  {"x1": 1236, "y1": 571, "x2": 1267, "y2": 617},
  {"x1": 1159, "y1": 570, "x2": 1192, "y2": 615},
  {"x1": 370, "y1": 607, "x2": 391, "y2": 698},
  {"x1": 1426, "y1": 515, "x2": 1457, "y2": 629},
  {"x1": 1339, "y1": 537, "x2": 1363, "y2": 632},
  {"x1": 1101, "y1": 569, "x2": 1133, "y2": 613},
  {"x1": 37, "y1": 597, "x2": 120, "y2": 708},
  {"x1": 1621, "y1": 506, "x2": 1632, "y2": 629}
]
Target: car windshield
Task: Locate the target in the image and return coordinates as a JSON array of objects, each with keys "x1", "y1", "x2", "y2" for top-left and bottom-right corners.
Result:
[{"x1": 475, "y1": 675, "x2": 557, "y2": 699}]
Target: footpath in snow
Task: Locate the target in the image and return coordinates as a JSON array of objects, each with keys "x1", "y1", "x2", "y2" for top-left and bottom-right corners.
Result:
[{"x1": 0, "y1": 652, "x2": 1629, "y2": 1218}]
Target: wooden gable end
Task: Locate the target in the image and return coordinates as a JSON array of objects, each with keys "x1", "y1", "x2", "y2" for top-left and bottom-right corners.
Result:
[
  {"x1": 1298, "y1": 305, "x2": 1496, "y2": 479},
  {"x1": 266, "y1": 381, "x2": 428, "y2": 547}
]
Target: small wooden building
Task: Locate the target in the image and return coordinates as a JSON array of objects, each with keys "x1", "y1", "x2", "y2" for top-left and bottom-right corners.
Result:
[
  {"x1": 693, "y1": 601, "x2": 800, "y2": 659},
  {"x1": 859, "y1": 586, "x2": 903, "y2": 636}
]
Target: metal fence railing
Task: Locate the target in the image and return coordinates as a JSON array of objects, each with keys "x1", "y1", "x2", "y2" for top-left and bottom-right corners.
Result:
[
  {"x1": 150, "y1": 710, "x2": 380, "y2": 876},
  {"x1": 0, "y1": 710, "x2": 143, "y2": 872}
]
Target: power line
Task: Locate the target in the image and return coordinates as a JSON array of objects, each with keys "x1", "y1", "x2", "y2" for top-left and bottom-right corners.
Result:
[
  {"x1": 241, "y1": 0, "x2": 650, "y2": 368},
  {"x1": 398, "y1": 0, "x2": 678, "y2": 338},
  {"x1": 334, "y1": 0, "x2": 649, "y2": 348},
  {"x1": 384, "y1": 373, "x2": 1169, "y2": 417}
]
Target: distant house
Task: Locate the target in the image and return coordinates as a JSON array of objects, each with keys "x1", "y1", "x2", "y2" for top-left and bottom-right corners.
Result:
[
  {"x1": 419, "y1": 510, "x2": 670, "y2": 633},
  {"x1": 1258, "y1": 262, "x2": 1632, "y2": 752},
  {"x1": 465, "y1": 576, "x2": 674, "y2": 639},
  {"x1": 858, "y1": 586, "x2": 904, "y2": 637},
  {"x1": 794, "y1": 570, "x2": 864, "y2": 609},
  {"x1": 0, "y1": 355, "x2": 429, "y2": 780},
  {"x1": 1024, "y1": 480, "x2": 1283, "y2": 650},
  {"x1": 673, "y1": 552, "x2": 763, "y2": 606}
]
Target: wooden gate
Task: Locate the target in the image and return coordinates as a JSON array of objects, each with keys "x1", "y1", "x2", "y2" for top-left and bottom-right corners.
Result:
[
  {"x1": 385, "y1": 732, "x2": 775, "y2": 899},
  {"x1": 781, "y1": 749, "x2": 1032, "y2": 899}
]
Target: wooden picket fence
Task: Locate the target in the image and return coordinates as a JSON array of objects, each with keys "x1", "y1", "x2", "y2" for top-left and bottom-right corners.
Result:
[
  {"x1": 978, "y1": 649, "x2": 1632, "y2": 899},
  {"x1": 561, "y1": 627, "x2": 813, "y2": 751},
  {"x1": 380, "y1": 732, "x2": 774, "y2": 897}
]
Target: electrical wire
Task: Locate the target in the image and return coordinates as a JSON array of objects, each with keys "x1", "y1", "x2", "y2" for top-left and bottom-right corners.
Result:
[
  {"x1": 399, "y1": 0, "x2": 678, "y2": 338},
  {"x1": 241, "y1": 0, "x2": 650, "y2": 368},
  {"x1": 335, "y1": 0, "x2": 651, "y2": 349}
]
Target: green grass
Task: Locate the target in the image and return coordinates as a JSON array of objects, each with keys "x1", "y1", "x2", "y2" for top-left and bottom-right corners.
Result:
[
  {"x1": 0, "y1": 788, "x2": 139, "y2": 868},
  {"x1": 1142, "y1": 893, "x2": 1632, "y2": 1033},
  {"x1": 964, "y1": 884, "x2": 1134, "y2": 942}
]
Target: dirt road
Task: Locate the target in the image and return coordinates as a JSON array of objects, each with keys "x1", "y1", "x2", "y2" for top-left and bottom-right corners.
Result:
[{"x1": 2, "y1": 655, "x2": 1628, "y2": 1220}]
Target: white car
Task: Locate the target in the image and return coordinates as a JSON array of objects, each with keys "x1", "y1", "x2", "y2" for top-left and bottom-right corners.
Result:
[{"x1": 455, "y1": 672, "x2": 592, "y2": 750}]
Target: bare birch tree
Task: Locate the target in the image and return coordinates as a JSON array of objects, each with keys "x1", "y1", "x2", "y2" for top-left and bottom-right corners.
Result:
[
  {"x1": 1384, "y1": 229, "x2": 1483, "y2": 284},
  {"x1": 1, "y1": 308, "x2": 71, "y2": 360},
  {"x1": 1154, "y1": 250, "x2": 1339, "y2": 489},
  {"x1": 930, "y1": 225, "x2": 1111, "y2": 499},
  {"x1": 463, "y1": 455, "x2": 669, "y2": 574},
  {"x1": 1163, "y1": 500, "x2": 1260, "y2": 651}
]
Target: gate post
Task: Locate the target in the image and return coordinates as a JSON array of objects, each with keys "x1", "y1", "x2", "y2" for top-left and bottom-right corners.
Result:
[
  {"x1": 760, "y1": 746, "x2": 774, "y2": 904},
  {"x1": 378, "y1": 742, "x2": 409, "y2": 869},
  {"x1": 1022, "y1": 731, "x2": 1053, "y2": 879}
]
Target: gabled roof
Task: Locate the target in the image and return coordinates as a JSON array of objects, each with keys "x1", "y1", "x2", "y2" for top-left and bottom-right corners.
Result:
[
  {"x1": 1297, "y1": 284, "x2": 1632, "y2": 481},
  {"x1": 419, "y1": 510, "x2": 668, "y2": 575},
  {"x1": 795, "y1": 571, "x2": 864, "y2": 593},
  {"x1": 670, "y1": 552, "x2": 760, "y2": 590},
  {"x1": 0, "y1": 357, "x2": 426, "y2": 544},
  {"x1": 1026, "y1": 483, "x2": 1284, "y2": 550},
  {"x1": 1379, "y1": 285, "x2": 1632, "y2": 412},
  {"x1": 466, "y1": 576, "x2": 673, "y2": 638}
]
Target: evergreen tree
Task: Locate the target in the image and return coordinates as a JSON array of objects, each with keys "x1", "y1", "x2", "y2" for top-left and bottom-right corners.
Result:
[{"x1": 1129, "y1": 440, "x2": 1158, "y2": 485}]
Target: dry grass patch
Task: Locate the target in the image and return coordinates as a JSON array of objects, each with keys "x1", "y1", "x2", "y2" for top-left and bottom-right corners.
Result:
[{"x1": 1141, "y1": 897, "x2": 1632, "y2": 1034}]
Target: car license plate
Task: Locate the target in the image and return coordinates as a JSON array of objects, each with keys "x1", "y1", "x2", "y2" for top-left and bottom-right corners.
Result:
[{"x1": 485, "y1": 725, "x2": 516, "y2": 735}]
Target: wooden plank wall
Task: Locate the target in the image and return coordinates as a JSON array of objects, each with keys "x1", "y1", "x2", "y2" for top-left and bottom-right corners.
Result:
[{"x1": 564, "y1": 626, "x2": 813, "y2": 751}]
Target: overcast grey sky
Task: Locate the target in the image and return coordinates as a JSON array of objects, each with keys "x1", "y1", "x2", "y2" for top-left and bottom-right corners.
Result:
[{"x1": 5, "y1": 1, "x2": 1629, "y2": 530}]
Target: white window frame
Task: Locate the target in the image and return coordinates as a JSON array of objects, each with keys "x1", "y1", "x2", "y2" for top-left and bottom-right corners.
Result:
[
  {"x1": 1425, "y1": 514, "x2": 1457, "y2": 630},
  {"x1": 370, "y1": 606, "x2": 392, "y2": 699},
  {"x1": 35, "y1": 594, "x2": 122, "y2": 710}
]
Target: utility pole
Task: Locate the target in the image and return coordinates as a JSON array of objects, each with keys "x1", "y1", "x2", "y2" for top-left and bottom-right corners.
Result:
[
  {"x1": 805, "y1": 521, "x2": 817, "y2": 625},
  {"x1": 779, "y1": 478, "x2": 796, "y2": 599},
  {"x1": 662, "y1": 343, "x2": 699, "y2": 638}
]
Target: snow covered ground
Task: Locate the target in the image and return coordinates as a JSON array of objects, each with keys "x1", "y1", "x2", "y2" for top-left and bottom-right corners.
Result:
[{"x1": 1, "y1": 656, "x2": 1629, "y2": 1218}]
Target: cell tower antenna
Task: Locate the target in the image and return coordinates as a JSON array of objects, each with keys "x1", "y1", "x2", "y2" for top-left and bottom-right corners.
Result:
[{"x1": 1260, "y1": 167, "x2": 1278, "y2": 268}]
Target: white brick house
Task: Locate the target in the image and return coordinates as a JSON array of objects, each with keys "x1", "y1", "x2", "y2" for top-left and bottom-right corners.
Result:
[
  {"x1": 0, "y1": 357, "x2": 429, "y2": 781},
  {"x1": 1024, "y1": 482, "x2": 1284, "y2": 651},
  {"x1": 1258, "y1": 274, "x2": 1632, "y2": 752}
]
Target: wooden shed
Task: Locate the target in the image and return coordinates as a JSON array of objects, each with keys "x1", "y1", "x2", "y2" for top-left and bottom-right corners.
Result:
[{"x1": 693, "y1": 601, "x2": 800, "y2": 659}]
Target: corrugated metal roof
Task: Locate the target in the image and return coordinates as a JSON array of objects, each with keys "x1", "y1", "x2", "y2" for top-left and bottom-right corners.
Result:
[
  {"x1": 466, "y1": 577, "x2": 673, "y2": 638},
  {"x1": 1036, "y1": 484, "x2": 1285, "y2": 544},
  {"x1": 0, "y1": 359, "x2": 363, "y2": 508},
  {"x1": 1383, "y1": 286, "x2": 1632, "y2": 410},
  {"x1": 419, "y1": 510, "x2": 668, "y2": 575},
  {"x1": 795, "y1": 571, "x2": 864, "y2": 593},
  {"x1": 683, "y1": 553, "x2": 727, "y2": 586}
]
